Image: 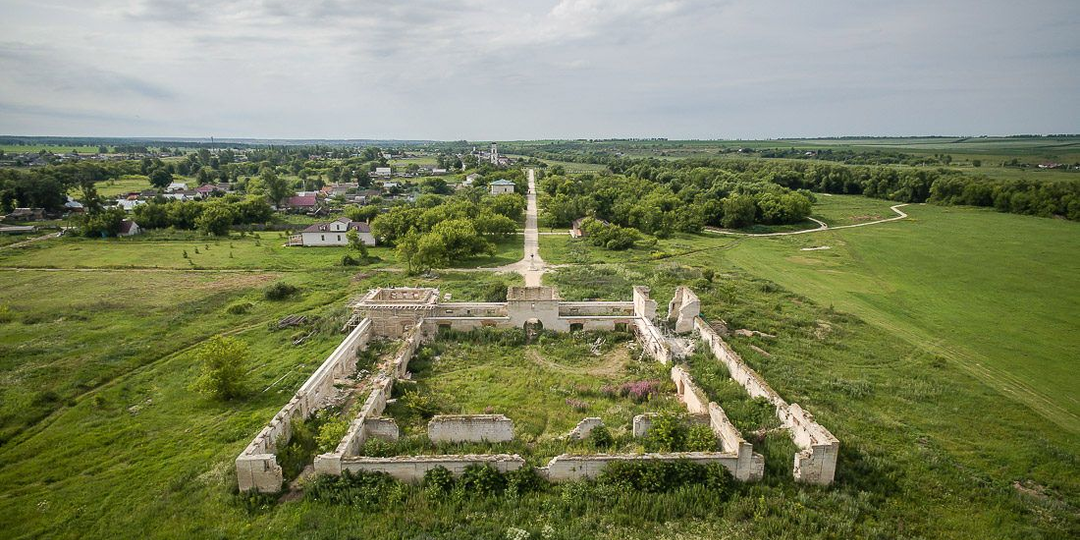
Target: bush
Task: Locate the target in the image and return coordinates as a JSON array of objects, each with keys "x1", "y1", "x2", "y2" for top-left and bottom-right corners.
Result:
[
  {"x1": 225, "y1": 301, "x2": 253, "y2": 315},
  {"x1": 264, "y1": 282, "x2": 299, "y2": 301},
  {"x1": 276, "y1": 420, "x2": 316, "y2": 480},
  {"x1": 315, "y1": 416, "x2": 350, "y2": 453},
  {"x1": 589, "y1": 425, "x2": 614, "y2": 449},
  {"x1": 341, "y1": 254, "x2": 359, "y2": 266},
  {"x1": 505, "y1": 466, "x2": 544, "y2": 496},
  {"x1": 686, "y1": 424, "x2": 718, "y2": 452},
  {"x1": 482, "y1": 280, "x2": 509, "y2": 302},
  {"x1": 190, "y1": 336, "x2": 249, "y2": 400},
  {"x1": 460, "y1": 464, "x2": 506, "y2": 497},
  {"x1": 360, "y1": 437, "x2": 395, "y2": 457},
  {"x1": 598, "y1": 460, "x2": 734, "y2": 495},
  {"x1": 423, "y1": 466, "x2": 455, "y2": 494},
  {"x1": 644, "y1": 413, "x2": 686, "y2": 452},
  {"x1": 306, "y1": 470, "x2": 399, "y2": 508},
  {"x1": 0, "y1": 305, "x2": 12, "y2": 324}
]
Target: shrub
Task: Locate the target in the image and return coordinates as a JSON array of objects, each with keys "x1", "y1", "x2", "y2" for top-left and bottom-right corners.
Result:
[
  {"x1": 341, "y1": 254, "x2": 359, "y2": 266},
  {"x1": 306, "y1": 470, "x2": 399, "y2": 508},
  {"x1": 276, "y1": 420, "x2": 316, "y2": 479},
  {"x1": 423, "y1": 466, "x2": 455, "y2": 494},
  {"x1": 460, "y1": 464, "x2": 506, "y2": 497},
  {"x1": 482, "y1": 280, "x2": 509, "y2": 302},
  {"x1": 315, "y1": 416, "x2": 350, "y2": 453},
  {"x1": 190, "y1": 336, "x2": 249, "y2": 400},
  {"x1": 360, "y1": 437, "x2": 395, "y2": 457},
  {"x1": 565, "y1": 398, "x2": 589, "y2": 412},
  {"x1": 589, "y1": 425, "x2": 614, "y2": 449},
  {"x1": 264, "y1": 282, "x2": 299, "y2": 301},
  {"x1": 0, "y1": 305, "x2": 12, "y2": 324},
  {"x1": 505, "y1": 466, "x2": 544, "y2": 497},
  {"x1": 601, "y1": 380, "x2": 664, "y2": 403},
  {"x1": 598, "y1": 460, "x2": 733, "y2": 495},
  {"x1": 644, "y1": 413, "x2": 686, "y2": 452},
  {"x1": 686, "y1": 424, "x2": 718, "y2": 452},
  {"x1": 225, "y1": 301, "x2": 253, "y2": 315}
]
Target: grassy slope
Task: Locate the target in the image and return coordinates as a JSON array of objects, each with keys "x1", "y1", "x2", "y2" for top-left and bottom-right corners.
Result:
[
  {"x1": 0, "y1": 233, "x2": 522, "y2": 272},
  {"x1": 714, "y1": 203, "x2": 1080, "y2": 432}
]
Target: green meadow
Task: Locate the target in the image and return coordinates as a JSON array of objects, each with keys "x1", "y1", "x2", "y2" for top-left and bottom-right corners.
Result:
[
  {"x1": 714, "y1": 203, "x2": 1080, "y2": 432},
  {"x1": 0, "y1": 192, "x2": 1077, "y2": 538}
]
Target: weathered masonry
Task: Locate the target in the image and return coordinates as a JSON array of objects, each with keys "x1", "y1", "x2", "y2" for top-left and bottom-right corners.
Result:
[
  {"x1": 693, "y1": 317, "x2": 840, "y2": 485},
  {"x1": 237, "y1": 285, "x2": 839, "y2": 491}
]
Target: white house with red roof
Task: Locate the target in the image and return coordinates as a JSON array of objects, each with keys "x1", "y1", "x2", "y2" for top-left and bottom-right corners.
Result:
[{"x1": 288, "y1": 218, "x2": 374, "y2": 247}]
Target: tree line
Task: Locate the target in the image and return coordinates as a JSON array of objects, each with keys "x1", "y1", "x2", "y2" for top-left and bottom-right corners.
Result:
[
  {"x1": 608, "y1": 158, "x2": 1080, "y2": 221},
  {"x1": 540, "y1": 171, "x2": 815, "y2": 237}
]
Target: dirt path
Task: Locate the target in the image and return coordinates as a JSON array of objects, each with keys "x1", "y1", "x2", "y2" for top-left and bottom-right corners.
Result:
[
  {"x1": 525, "y1": 345, "x2": 630, "y2": 377},
  {"x1": 0, "y1": 231, "x2": 61, "y2": 250},
  {"x1": 448, "y1": 168, "x2": 548, "y2": 285},
  {"x1": 705, "y1": 204, "x2": 910, "y2": 237}
]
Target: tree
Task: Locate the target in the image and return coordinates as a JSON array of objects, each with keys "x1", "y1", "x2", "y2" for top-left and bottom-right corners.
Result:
[
  {"x1": 261, "y1": 168, "x2": 291, "y2": 207},
  {"x1": 472, "y1": 211, "x2": 517, "y2": 239},
  {"x1": 149, "y1": 168, "x2": 172, "y2": 190},
  {"x1": 721, "y1": 193, "x2": 757, "y2": 229},
  {"x1": 79, "y1": 207, "x2": 126, "y2": 237},
  {"x1": 191, "y1": 336, "x2": 249, "y2": 400},
  {"x1": 195, "y1": 202, "x2": 236, "y2": 236},
  {"x1": 346, "y1": 228, "x2": 369, "y2": 259}
]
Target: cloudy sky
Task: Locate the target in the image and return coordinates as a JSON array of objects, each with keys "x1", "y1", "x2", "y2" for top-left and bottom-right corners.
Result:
[{"x1": 0, "y1": 0, "x2": 1077, "y2": 140}]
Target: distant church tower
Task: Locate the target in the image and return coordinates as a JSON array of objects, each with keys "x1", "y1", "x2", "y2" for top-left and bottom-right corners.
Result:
[{"x1": 490, "y1": 142, "x2": 499, "y2": 165}]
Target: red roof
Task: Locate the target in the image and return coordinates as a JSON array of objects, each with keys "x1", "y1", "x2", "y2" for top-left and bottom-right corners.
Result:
[{"x1": 286, "y1": 195, "x2": 317, "y2": 207}]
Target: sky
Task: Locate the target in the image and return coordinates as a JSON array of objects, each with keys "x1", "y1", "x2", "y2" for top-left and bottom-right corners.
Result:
[{"x1": 0, "y1": 0, "x2": 1078, "y2": 140}]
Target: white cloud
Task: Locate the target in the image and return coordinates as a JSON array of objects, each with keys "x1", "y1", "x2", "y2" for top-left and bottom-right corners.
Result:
[{"x1": 0, "y1": 0, "x2": 1077, "y2": 138}]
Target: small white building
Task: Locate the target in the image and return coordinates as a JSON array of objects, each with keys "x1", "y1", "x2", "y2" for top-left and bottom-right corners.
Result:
[
  {"x1": 463, "y1": 173, "x2": 481, "y2": 187},
  {"x1": 489, "y1": 179, "x2": 515, "y2": 195},
  {"x1": 288, "y1": 218, "x2": 375, "y2": 247},
  {"x1": 373, "y1": 167, "x2": 392, "y2": 177},
  {"x1": 118, "y1": 219, "x2": 142, "y2": 237},
  {"x1": 166, "y1": 182, "x2": 188, "y2": 192}
]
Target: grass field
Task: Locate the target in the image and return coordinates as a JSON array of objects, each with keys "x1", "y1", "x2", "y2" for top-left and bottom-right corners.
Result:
[
  {"x1": 387, "y1": 329, "x2": 684, "y2": 448},
  {"x1": 94, "y1": 175, "x2": 152, "y2": 197},
  {"x1": 0, "y1": 190, "x2": 1077, "y2": 537},
  {"x1": 0, "y1": 231, "x2": 522, "y2": 272},
  {"x1": 712, "y1": 203, "x2": 1080, "y2": 432}
]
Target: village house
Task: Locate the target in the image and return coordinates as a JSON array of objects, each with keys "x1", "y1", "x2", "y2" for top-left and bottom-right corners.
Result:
[
  {"x1": 288, "y1": 218, "x2": 375, "y2": 247},
  {"x1": 373, "y1": 166, "x2": 392, "y2": 177},
  {"x1": 118, "y1": 219, "x2": 142, "y2": 237},
  {"x1": 463, "y1": 172, "x2": 481, "y2": 187},
  {"x1": 166, "y1": 181, "x2": 188, "y2": 192},
  {"x1": 284, "y1": 194, "x2": 319, "y2": 213},
  {"x1": 1, "y1": 208, "x2": 46, "y2": 222},
  {"x1": 489, "y1": 178, "x2": 516, "y2": 195}
]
